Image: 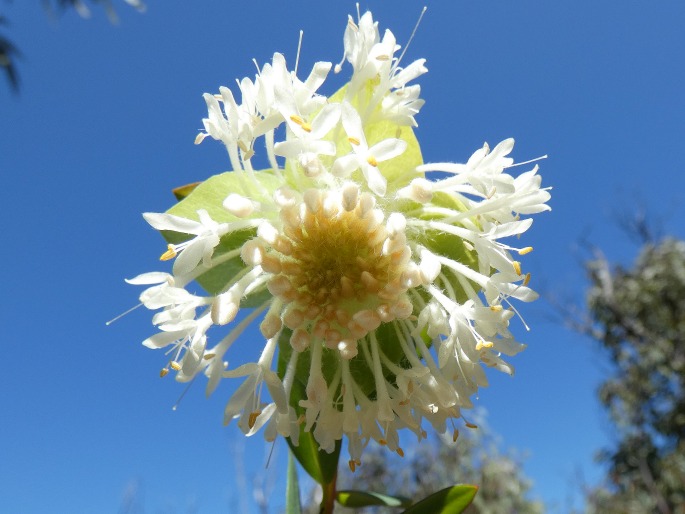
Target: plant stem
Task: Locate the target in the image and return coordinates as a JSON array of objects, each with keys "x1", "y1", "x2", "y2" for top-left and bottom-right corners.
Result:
[{"x1": 319, "y1": 471, "x2": 338, "y2": 514}]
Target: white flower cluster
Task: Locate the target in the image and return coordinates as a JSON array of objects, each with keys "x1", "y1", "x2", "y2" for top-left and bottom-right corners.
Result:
[{"x1": 129, "y1": 10, "x2": 550, "y2": 469}]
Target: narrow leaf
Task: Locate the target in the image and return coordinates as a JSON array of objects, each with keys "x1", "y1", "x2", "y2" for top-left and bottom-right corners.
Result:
[
  {"x1": 402, "y1": 485, "x2": 478, "y2": 514},
  {"x1": 285, "y1": 452, "x2": 302, "y2": 514},
  {"x1": 337, "y1": 490, "x2": 411, "y2": 508},
  {"x1": 172, "y1": 181, "x2": 202, "y2": 201},
  {"x1": 285, "y1": 387, "x2": 341, "y2": 485}
]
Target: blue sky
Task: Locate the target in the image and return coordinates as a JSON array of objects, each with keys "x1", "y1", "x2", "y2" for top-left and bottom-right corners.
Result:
[{"x1": 2, "y1": 1, "x2": 685, "y2": 513}]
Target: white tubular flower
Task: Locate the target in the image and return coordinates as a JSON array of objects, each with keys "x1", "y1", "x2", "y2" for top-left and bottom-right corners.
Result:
[
  {"x1": 129, "y1": 9, "x2": 551, "y2": 467},
  {"x1": 331, "y1": 102, "x2": 407, "y2": 196},
  {"x1": 274, "y1": 103, "x2": 341, "y2": 178}
]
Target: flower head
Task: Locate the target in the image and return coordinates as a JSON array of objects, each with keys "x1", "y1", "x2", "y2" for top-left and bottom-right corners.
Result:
[{"x1": 130, "y1": 10, "x2": 550, "y2": 467}]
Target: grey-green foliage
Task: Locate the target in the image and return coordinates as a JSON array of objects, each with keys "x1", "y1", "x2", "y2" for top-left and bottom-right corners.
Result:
[
  {"x1": 583, "y1": 238, "x2": 685, "y2": 514},
  {"x1": 303, "y1": 420, "x2": 544, "y2": 514},
  {"x1": 2, "y1": 0, "x2": 144, "y2": 92},
  {"x1": 1, "y1": 13, "x2": 19, "y2": 91}
]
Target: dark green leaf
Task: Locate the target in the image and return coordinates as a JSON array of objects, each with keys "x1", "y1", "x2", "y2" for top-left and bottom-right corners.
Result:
[
  {"x1": 336, "y1": 490, "x2": 411, "y2": 508},
  {"x1": 284, "y1": 381, "x2": 341, "y2": 485},
  {"x1": 277, "y1": 330, "x2": 341, "y2": 485},
  {"x1": 401, "y1": 485, "x2": 478, "y2": 514},
  {"x1": 285, "y1": 452, "x2": 302, "y2": 514}
]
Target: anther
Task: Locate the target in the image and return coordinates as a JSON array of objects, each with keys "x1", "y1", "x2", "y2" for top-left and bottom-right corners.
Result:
[
  {"x1": 513, "y1": 261, "x2": 522, "y2": 276},
  {"x1": 465, "y1": 422, "x2": 478, "y2": 429},
  {"x1": 396, "y1": 447, "x2": 405, "y2": 457},
  {"x1": 248, "y1": 410, "x2": 262, "y2": 429},
  {"x1": 290, "y1": 114, "x2": 306, "y2": 126},
  {"x1": 476, "y1": 340, "x2": 494, "y2": 351},
  {"x1": 524, "y1": 272, "x2": 531, "y2": 286},
  {"x1": 160, "y1": 244, "x2": 177, "y2": 261},
  {"x1": 453, "y1": 429, "x2": 459, "y2": 442},
  {"x1": 519, "y1": 246, "x2": 533, "y2": 255},
  {"x1": 160, "y1": 368, "x2": 169, "y2": 377},
  {"x1": 367, "y1": 156, "x2": 378, "y2": 167},
  {"x1": 170, "y1": 361, "x2": 182, "y2": 371},
  {"x1": 348, "y1": 136, "x2": 361, "y2": 146}
]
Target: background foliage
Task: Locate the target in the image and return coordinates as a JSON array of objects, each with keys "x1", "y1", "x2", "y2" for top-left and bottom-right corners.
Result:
[
  {"x1": 303, "y1": 418, "x2": 543, "y2": 514},
  {"x1": 581, "y1": 237, "x2": 685, "y2": 513}
]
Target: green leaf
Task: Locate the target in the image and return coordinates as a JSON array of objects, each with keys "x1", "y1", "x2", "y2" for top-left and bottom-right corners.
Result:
[
  {"x1": 325, "y1": 83, "x2": 424, "y2": 194},
  {"x1": 167, "y1": 169, "x2": 280, "y2": 225},
  {"x1": 366, "y1": 121, "x2": 423, "y2": 191},
  {"x1": 285, "y1": 452, "x2": 302, "y2": 514},
  {"x1": 336, "y1": 490, "x2": 411, "y2": 508},
  {"x1": 277, "y1": 330, "x2": 341, "y2": 485},
  {"x1": 172, "y1": 181, "x2": 202, "y2": 201},
  {"x1": 161, "y1": 170, "x2": 280, "y2": 303},
  {"x1": 401, "y1": 485, "x2": 478, "y2": 514},
  {"x1": 285, "y1": 421, "x2": 341, "y2": 486},
  {"x1": 284, "y1": 380, "x2": 341, "y2": 485}
]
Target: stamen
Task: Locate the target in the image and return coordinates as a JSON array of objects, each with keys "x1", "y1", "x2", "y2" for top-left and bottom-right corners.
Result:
[
  {"x1": 476, "y1": 340, "x2": 494, "y2": 351},
  {"x1": 105, "y1": 302, "x2": 143, "y2": 326},
  {"x1": 518, "y1": 246, "x2": 533, "y2": 255},
  {"x1": 348, "y1": 136, "x2": 361, "y2": 146},
  {"x1": 160, "y1": 368, "x2": 169, "y2": 377},
  {"x1": 295, "y1": 30, "x2": 303, "y2": 75},
  {"x1": 367, "y1": 156, "x2": 378, "y2": 167},
  {"x1": 237, "y1": 140, "x2": 250, "y2": 153},
  {"x1": 290, "y1": 114, "x2": 306, "y2": 127},
  {"x1": 248, "y1": 410, "x2": 262, "y2": 429},
  {"x1": 160, "y1": 244, "x2": 177, "y2": 261},
  {"x1": 523, "y1": 272, "x2": 531, "y2": 286},
  {"x1": 396, "y1": 6, "x2": 427, "y2": 67}
]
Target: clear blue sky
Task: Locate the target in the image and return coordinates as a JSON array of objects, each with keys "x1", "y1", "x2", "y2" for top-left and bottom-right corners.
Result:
[{"x1": 2, "y1": 2, "x2": 685, "y2": 513}]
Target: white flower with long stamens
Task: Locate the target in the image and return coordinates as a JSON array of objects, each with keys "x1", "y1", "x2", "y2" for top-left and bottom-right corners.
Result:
[
  {"x1": 331, "y1": 102, "x2": 407, "y2": 195},
  {"x1": 129, "y1": 9, "x2": 551, "y2": 468}
]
